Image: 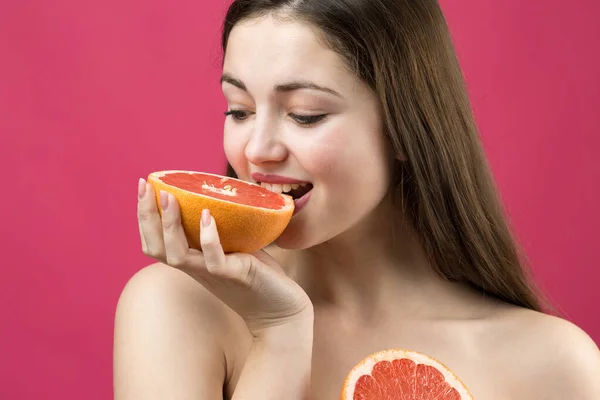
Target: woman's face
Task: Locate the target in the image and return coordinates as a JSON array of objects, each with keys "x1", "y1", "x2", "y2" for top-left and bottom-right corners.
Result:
[{"x1": 221, "y1": 15, "x2": 394, "y2": 249}]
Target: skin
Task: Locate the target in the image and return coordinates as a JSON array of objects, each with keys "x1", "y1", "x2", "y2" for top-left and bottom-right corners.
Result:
[{"x1": 114, "y1": 15, "x2": 600, "y2": 400}]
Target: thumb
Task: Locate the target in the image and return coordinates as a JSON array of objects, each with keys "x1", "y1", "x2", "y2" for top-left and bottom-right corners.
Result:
[
  {"x1": 199, "y1": 209, "x2": 227, "y2": 274},
  {"x1": 200, "y1": 209, "x2": 257, "y2": 286}
]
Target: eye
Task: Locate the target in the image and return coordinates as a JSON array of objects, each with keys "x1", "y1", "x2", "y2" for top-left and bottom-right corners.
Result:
[
  {"x1": 289, "y1": 113, "x2": 327, "y2": 126},
  {"x1": 224, "y1": 110, "x2": 251, "y2": 121}
]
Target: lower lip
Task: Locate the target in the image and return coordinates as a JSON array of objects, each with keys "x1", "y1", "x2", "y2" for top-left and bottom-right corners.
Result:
[{"x1": 292, "y1": 189, "x2": 312, "y2": 216}]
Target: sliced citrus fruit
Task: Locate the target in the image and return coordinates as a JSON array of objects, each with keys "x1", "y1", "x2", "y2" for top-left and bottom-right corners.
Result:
[
  {"x1": 340, "y1": 348, "x2": 473, "y2": 399},
  {"x1": 147, "y1": 170, "x2": 294, "y2": 253}
]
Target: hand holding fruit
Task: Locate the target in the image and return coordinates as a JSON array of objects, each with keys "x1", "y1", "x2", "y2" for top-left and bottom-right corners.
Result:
[{"x1": 136, "y1": 173, "x2": 312, "y2": 337}]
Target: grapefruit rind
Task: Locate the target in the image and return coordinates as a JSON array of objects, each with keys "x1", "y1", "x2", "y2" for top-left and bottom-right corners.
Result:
[
  {"x1": 340, "y1": 348, "x2": 473, "y2": 400},
  {"x1": 147, "y1": 170, "x2": 294, "y2": 254}
]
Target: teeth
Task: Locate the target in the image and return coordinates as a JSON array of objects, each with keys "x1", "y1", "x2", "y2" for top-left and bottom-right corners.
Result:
[{"x1": 261, "y1": 181, "x2": 311, "y2": 194}]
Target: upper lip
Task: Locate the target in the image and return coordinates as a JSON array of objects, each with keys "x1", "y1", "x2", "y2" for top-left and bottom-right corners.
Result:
[{"x1": 251, "y1": 172, "x2": 309, "y2": 184}]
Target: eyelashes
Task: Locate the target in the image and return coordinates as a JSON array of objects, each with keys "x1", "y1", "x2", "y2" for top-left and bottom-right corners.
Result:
[
  {"x1": 224, "y1": 110, "x2": 327, "y2": 126},
  {"x1": 223, "y1": 110, "x2": 250, "y2": 121},
  {"x1": 290, "y1": 113, "x2": 327, "y2": 125}
]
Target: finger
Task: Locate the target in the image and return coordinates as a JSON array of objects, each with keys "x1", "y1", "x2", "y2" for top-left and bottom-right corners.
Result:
[
  {"x1": 199, "y1": 209, "x2": 228, "y2": 275},
  {"x1": 137, "y1": 178, "x2": 165, "y2": 259},
  {"x1": 137, "y1": 179, "x2": 148, "y2": 251},
  {"x1": 200, "y1": 211, "x2": 258, "y2": 287},
  {"x1": 160, "y1": 191, "x2": 195, "y2": 268}
]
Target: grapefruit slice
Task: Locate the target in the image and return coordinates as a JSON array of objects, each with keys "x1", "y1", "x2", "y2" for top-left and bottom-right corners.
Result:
[
  {"x1": 147, "y1": 170, "x2": 294, "y2": 254},
  {"x1": 340, "y1": 349, "x2": 473, "y2": 400}
]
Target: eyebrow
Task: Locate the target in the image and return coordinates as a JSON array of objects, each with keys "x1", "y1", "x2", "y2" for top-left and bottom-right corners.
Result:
[{"x1": 220, "y1": 73, "x2": 342, "y2": 98}]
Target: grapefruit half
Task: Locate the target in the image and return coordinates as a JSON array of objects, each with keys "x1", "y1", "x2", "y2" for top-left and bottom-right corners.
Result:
[
  {"x1": 340, "y1": 348, "x2": 473, "y2": 400},
  {"x1": 147, "y1": 170, "x2": 294, "y2": 254}
]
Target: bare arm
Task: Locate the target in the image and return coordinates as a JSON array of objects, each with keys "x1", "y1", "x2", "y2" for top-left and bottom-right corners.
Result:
[
  {"x1": 113, "y1": 264, "x2": 227, "y2": 399},
  {"x1": 113, "y1": 264, "x2": 313, "y2": 400}
]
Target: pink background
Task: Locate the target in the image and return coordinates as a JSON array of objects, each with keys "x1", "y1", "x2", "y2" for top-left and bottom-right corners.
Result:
[{"x1": 1, "y1": 0, "x2": 598, "y2": 398}]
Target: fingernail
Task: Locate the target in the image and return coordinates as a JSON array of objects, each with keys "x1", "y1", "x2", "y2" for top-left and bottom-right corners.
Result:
[
  {"x1": 138, "y1": 178, "x2": 146, "y2": 198},
  {"x1": 201, "y1": 209, "x2": 211, "y2": 227},
  {"x1": 160, "y1": 191, "x2": 169, "y2": 211}
]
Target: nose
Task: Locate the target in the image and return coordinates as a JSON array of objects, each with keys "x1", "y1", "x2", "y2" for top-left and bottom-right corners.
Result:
[{"x1": 244, "y1": 117, "x2": 288, "y2": 166}]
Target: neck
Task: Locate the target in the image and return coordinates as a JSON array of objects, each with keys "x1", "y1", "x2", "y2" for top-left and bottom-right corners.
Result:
[{"x1": 286, "y1": 195, "x2": 450, "y2": 320}]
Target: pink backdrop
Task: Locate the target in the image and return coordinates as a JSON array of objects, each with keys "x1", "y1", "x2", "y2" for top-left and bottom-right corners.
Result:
[{"x1": 1, "y1": 0, "x2": 598, "y2": 398}]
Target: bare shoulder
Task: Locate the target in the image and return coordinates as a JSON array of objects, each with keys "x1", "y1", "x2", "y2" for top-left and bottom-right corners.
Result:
[
  {"x1": 113, "y1": 263, "x2": 251, "y2": 399},
  {"x1": 490, "y1": 306, "x2": 600, "y2": 399}
]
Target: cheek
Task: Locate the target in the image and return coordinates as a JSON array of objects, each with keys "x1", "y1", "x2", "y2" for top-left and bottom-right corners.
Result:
[
  {"x1": 223, "y1": 127, "x2": 248, "y2": 179},
  {"x1": 305, "y1": 127, "x2": 391, "y2": 189}
]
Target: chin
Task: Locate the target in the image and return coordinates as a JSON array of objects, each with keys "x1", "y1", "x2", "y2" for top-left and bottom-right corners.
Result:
[
  {"x1": 272, "y1": 227, "x2": 312, "y2": 250},
  {"x1": 272, "y1": 217, "x2": 325, "y2": 250}
]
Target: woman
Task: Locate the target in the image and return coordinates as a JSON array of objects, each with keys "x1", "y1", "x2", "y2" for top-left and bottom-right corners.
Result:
[{"x1": 114, "y1": 0, "x2": 600, "y2": 398}]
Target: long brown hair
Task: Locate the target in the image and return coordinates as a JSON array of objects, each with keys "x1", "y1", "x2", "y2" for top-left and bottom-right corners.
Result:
[{"x1": 220, "y1": 0, "x2": 549, "y2": 312}]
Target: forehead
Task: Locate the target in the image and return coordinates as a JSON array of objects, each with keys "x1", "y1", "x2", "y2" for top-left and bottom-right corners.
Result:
[{"x1": 222, "y1": 15, "x2": 351, "y2": 90}]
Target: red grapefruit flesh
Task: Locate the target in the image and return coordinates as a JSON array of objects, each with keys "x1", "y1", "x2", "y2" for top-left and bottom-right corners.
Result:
[{"x1": 340, "y1": 349, "x2": 473, "y2": 400}]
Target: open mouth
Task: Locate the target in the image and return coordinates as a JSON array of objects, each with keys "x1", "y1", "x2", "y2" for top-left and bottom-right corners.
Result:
[{"x1": 258, "y1": 182, "x2": 314, "y2": 200}]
